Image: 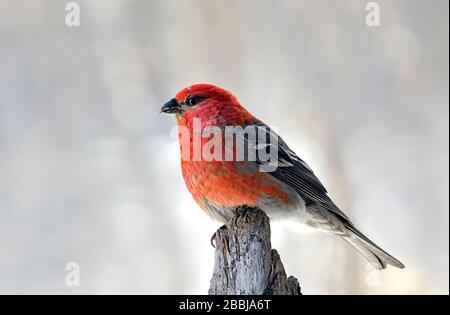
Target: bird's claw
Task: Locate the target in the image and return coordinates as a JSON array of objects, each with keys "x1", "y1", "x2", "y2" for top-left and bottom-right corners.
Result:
[
  {"x1": 210, "y1": 232, "x2": 216, "y2": 248},
  {"x1": 211, "y1": 207, "x2": 254, "y2": 247},
  {"x1": 232, "y1": 205, "x2": 252, "y2": 228},
  {"x1": 210, "y1": 225, "x2": 227, "y2": 248}
]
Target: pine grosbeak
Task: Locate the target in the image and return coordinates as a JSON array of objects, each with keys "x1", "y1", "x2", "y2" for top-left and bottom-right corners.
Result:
[{"x1": 161, "y1": 84, "x2": 404, "y2": 270}]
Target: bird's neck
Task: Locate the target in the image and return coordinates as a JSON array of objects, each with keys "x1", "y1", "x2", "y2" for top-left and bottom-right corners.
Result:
[{"x1": 175, "y1": 102, "x2": 256, "y2": 162}]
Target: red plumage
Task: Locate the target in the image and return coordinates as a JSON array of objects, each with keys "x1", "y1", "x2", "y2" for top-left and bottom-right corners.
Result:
[
  {"x1": 161, "y1": 83, "x2": 404, "y2": 270},
  {"x1": 174, "y1": 84, "x2": 291, "y2": 217}
]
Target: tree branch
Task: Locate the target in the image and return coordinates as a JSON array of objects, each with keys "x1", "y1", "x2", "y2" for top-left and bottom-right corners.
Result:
[{"x1": 209, "y1": 206, "x2": 301, "y2": 295}]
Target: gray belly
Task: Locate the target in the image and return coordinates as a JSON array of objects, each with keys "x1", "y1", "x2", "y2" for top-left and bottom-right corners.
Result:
[{"x1": 203, "y1": 184, "x2": 307, "y2": 224}]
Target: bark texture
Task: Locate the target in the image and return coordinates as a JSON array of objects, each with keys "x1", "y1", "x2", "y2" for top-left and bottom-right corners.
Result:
[{"x1": 209, "y1": 206, "x2": 301, "y2": 295}]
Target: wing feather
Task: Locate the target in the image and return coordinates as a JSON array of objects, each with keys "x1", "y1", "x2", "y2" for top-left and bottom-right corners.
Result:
[{"x1": 241, "y1": 121, "x2": 350, "y2": 222}]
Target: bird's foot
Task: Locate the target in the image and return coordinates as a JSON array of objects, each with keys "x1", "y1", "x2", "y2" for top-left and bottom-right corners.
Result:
[
  {"x1": 231, "y1": 205, "x2": 254, "y2": 228},
  {"x1": 210, "y1": 225, "x2": 227, "y2": 248}
]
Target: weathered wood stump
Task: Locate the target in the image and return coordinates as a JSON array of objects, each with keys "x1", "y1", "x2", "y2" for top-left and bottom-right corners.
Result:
[{"x1": 209, "y1": 206, "x2": 301, "y2": 295}]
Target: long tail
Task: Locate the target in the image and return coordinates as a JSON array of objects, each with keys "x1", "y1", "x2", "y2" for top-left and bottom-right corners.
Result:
[
  {"x1": 306, "y1": 205, "x2": 404, "y2": 269},
  {"x1": 342, "y1": 223, "x2": 405, "y2": 270}
]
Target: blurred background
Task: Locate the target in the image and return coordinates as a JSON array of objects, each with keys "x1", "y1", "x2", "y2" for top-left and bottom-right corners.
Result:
[{"x1": 0, "y1": 0, "x2": 448, "y2": 294}]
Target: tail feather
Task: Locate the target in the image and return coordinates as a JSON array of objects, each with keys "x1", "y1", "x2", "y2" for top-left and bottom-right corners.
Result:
[
  {"x1": 342, "y1": 224, "x2": 405, "y2": 270},
  {"x1": 305, "y1": 204, "x2": 404, "y2": 269}
]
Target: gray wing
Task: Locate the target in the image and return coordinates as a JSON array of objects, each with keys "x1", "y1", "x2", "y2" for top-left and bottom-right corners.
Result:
[{"x1": 241, "y1": 121, "x2": 350, "y2": 222}]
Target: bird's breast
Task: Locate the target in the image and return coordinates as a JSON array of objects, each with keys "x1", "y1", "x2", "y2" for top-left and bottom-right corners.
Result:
[{"x1": 180, "y1": 160, "x2": 303, "y2": 222}]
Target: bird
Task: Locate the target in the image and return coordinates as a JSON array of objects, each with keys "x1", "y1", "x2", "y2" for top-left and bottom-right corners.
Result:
[{"x1": 160, "y1": 83, "x2": 404, "y2": 270}]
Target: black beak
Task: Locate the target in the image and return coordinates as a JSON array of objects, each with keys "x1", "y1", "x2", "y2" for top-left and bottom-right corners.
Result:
[{"x1": 160, "y1": 98, "x2": 181, "y2": 114}]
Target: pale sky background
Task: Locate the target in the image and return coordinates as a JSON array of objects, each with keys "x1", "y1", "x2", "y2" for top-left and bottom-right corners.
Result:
[{"x1": 0, "y1": 0, "x2": 448, "y2": 294}]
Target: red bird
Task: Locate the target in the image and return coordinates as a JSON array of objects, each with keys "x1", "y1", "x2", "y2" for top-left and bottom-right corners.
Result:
[{"x1": 161, "y1": 83, "x2": 404, "y2": 270}]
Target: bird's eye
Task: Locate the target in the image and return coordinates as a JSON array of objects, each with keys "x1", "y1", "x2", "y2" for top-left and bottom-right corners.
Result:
[{"x1": 186, "y1": 95, "x2": 203, "y2": 107}]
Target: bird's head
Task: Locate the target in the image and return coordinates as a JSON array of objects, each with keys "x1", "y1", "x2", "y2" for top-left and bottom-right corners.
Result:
[{"x1": 160, "y1": 84, "x2": 245, "y2": 120}]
